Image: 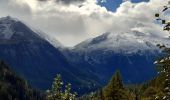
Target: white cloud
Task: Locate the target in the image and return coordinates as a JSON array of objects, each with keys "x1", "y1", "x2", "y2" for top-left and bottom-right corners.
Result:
[
  {"x1": 0, "y1": 0, "x2": 169, "y2": 46},
  {"x1": 101, "y1": 0, "x2": 107, "y2": 3},
  {"x1": 122, "y1": 0, "x2": 131, "y2": 2}
]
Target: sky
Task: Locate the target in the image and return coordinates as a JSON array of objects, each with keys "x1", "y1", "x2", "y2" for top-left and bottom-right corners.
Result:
[
  {"x1": 0, "y1": 0, "x2": 169, "y2": 47},
  {"x1": 98, "y1": 0, "x2": 149, "y2": 12}
]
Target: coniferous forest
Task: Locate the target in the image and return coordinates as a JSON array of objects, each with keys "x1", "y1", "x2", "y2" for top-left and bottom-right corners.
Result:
[{"x1": 0, "y1": 60, "x2": 44, "y2": 100}]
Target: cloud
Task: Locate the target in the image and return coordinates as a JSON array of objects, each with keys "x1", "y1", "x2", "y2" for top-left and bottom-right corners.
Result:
[
  {"x1": 100, "y1": 0, "x2": 106, "y2": 3},
  {"x1": 54, "y1": 0, "x2": 85, "y2": 5},
  {"x1": 38, "y1": 0, "x2": 86, "y2": 5},
  {"x1": 0, "y1": 0, "x2": 169, "y2": 46},
  {"x1": 122, "y1": 0, "x2": 131, "y2": 2}
]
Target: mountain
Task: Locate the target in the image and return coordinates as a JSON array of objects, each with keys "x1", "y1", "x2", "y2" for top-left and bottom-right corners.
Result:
[
  {"x1": 62, "y1": 31, "x2": 170, "y2": 85},
  {"x1": 74, "y1": 31, "x2": 170, "y2": 53},
  {"x1": 0, "y1": 16, "x2": 100, "y2": 94},
  {"x1": 1, "y1": 16, "x2": 170, "y2": 95},
  {"x1": 0, "y1": 60, "x2": 43, "y2": 100}
]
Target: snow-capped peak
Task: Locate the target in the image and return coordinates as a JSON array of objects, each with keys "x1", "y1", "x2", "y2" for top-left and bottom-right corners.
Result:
[
  {"x1": 0, "y1": 16, "x2": 18, "y2": 39},
  {"x1": 0, "y1": 16, "x2": 63, "y2": 48},
  {"x1": 74, "y1": 30, "x2": 170, "y2": 54},
  {"x1": 0, "y1": 16, "x2": 19, "y2": 22}
]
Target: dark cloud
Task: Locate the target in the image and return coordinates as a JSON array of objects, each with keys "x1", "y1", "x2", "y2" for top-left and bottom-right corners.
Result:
[
  {"x1": 57, "y1": 0, "x2": 85, "y2": 5},
  {"x1": 38, "y1": 0, "x2": 85, "y2": 5}
]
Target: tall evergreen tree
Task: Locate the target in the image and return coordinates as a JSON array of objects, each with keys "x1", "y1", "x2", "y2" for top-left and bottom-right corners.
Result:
[{"x1": 103, "y1": 70, "x2": 130, "y2": 100}]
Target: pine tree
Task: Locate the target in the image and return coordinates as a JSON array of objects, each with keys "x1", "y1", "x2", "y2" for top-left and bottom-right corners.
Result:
[{"x1": 103, "y1": 70, "x2": 130, "y2": 100}]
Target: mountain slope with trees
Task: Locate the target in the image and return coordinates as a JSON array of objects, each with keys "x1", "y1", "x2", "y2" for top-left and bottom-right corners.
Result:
[{"x1": 0, "y1": 60, "x2": 44, "y2": 100}]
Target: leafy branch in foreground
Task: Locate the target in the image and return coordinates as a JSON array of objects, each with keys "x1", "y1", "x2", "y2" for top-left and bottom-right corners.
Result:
[
  {"x1": 155, "y1": 2, "x2": 170, "y2": 32},
  {"x1": 154, "y1": 1, "x2": 170, "y2": 100}
]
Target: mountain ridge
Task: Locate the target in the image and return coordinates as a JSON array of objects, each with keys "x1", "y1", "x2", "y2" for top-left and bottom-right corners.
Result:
[
  {"x1": 0, "y1": 16, "x2": 169, "y2": 95},
  {"x1": 62, "y1": 30, "x2": 169, "y2": 86},
  {"x1": 0, "y1": 16, "x2": 101, "y2": 94},
  {"x1": 73, "y1": 30, "x2": 170, "y2": 54}
]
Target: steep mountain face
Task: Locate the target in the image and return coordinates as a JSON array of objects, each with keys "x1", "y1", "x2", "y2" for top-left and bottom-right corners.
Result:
[
  {"x1": 0, "y1": 16, "x2": 100, "y2": 94},
  {"x1": 63, "y1": 31, "x2": 170, "y2": 85}
]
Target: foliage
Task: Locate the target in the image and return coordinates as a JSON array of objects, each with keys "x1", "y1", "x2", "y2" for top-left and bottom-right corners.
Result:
[
  {"x1": 103, "y1": 70, "x2": 130, "y2": 100},
  {"x1": 46, "y1": 74, "x2": 77, "y2": 100},
  {"x1": 78, "y1": 70, "x2": 134, "y2": 100},
  {"x1": 154, "y1": 1, "x2": 170, "y2": 100},
  {"x1": 0, "y1": 60, "x2": 43, "y2": 100},
  {"x1": 155, "y1": 2, "x2": 170, "y2": 32}
]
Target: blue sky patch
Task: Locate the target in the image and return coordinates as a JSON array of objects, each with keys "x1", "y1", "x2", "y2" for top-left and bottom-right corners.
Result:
[{"x1": 98, "y1": 0, "x2": 150, "y2": 12}]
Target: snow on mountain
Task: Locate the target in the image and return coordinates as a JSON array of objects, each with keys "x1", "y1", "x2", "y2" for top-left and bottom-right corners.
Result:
[
  {"x1": 0, "y1": 16, "x2": 63, "y2": 48},
  {"x1": 62, "y1": 30, "x2": 170, "y2": 85},
  {"x1": 0, "y1": 16, "x2": 17, "y2": 39},
  {"x1": 34, "y1": 30, "x2": 63, "y2": 48},
  {"x1": 0, "y1": 16, "x2": 102, "y2": 94},
  {"x1": 74, "y1": 30, "x2": 170, "y2": 54},
  {"x1": 0, "y1": 16, "x2": 43, "y2": 42}
]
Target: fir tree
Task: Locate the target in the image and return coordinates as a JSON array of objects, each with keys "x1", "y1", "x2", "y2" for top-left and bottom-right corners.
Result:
[{"x1": 103, "y1": 70, "x2": 130, "y2": 100}]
